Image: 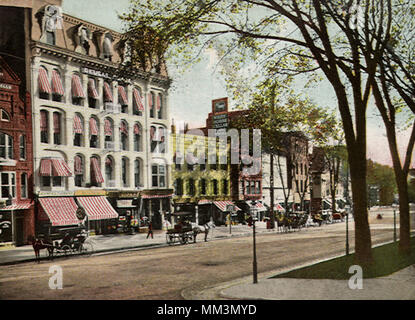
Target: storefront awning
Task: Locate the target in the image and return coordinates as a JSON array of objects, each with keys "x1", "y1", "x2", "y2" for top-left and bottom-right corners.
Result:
[
  {"x1": 38, "y1": 197, "x2": 80, "y2": 226},
  {"x1": 246, "y1": 201, "x2": 267, "y2": 212},
  {"x1": 274, "y1": 203, "x2": 285, "y2": 212},
  {"x1": 214, "y1": 201, "x2": 241, "y2": 212},
  {"x1": 76, "y1": 196, "x2": 118, "y2": 220},
  {"x1": 0, "y1": 200, "x2": 33, "y2": 211},
  {"x1": 198, "y1": 199, "x2": 212, "y2": 205}
]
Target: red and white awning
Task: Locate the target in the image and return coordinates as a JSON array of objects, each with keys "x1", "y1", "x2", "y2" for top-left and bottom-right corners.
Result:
[
  {"x1": 90, "y1": 157, "x2": 104, "y2": 184},
  {"x1": 103, "y1": 82, "x2": 113, "y2": 102},
  {"x1": 246, "y1": 201, "x2": 267, "y2": 212},
  {"x1": 89, "y1": 117, "x2": 98, "y2": 136},
  {"x1": 104, "y1": 119, "x2": 113, "y2": 136},
  {"x1": 71, "y1": 74, "x2": 85, "y2": 98},
  {"x1": 274, "y1": 203, "x2": 285, "y2": 212},
  {"x1": 88, "y1": 78, "x2": 99, "y2": 99},
  {"x1": 39, "y1": 158, "x2": 72, "y2": 177},
  {"x1": 133, "y1": 88, "x2": 144, "y2": 112},
  {"x1": 74, "y1": 156, "x2": 83, "y2": 175},
  {"x1": 73, "y1": 115, "x2": 83, "y2": 134},
  {"x1": 0, "y1": 200, "x2": 33, "y2": 211},
  {"x1": 38, "y1": 197, "x2": 80, "y2": 226},
  {"x1": 133, "y1": 123, "x2": 141, "y2": 135},
  {"x1": 76, "y1": 196, "x2": 118, "y2": 220},
  {"x1": 198, "y1": 199, "x2": 212, "y2": 205},
  {"x1": 118, "y1": 86, "x2": 128, "y2": 105},
  {"x1": 51, "y1": 70, "x2": 64, "y2": 96},
  {"x1": 120, "y1": 121, "x2": 128, "y2": 135},
  {"x1": 38, "y1": 67, "x2": 51, "y2": 94},
  {"x1": 214, "y1": 201, "x2": 241, "y2": 212}
]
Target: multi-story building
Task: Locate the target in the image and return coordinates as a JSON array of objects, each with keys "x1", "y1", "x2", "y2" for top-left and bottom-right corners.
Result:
[
  {"x1": 27, "y1": 0, "x2": 172, "y2": 232},
  {"x1": 0, "y1": 56, "x2": 34, "y2": 245},
  {"x1": 171, "y1": 127, "x2": 239, "y2": 226}
]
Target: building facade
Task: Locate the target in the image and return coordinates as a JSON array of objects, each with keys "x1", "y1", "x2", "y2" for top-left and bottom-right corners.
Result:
[{"x1": 28, "y1": 1, "x2": 172, "y2": 233}]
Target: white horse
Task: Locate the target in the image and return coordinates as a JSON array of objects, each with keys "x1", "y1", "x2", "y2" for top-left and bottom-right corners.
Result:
[{"x1": 191, "y1": 221, "x2": 215, "y2": 242}]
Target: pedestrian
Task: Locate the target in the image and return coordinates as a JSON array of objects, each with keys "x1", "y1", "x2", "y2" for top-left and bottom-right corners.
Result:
[{"x1": 146, "y1": 221, "x2": 153, "y2": 239}]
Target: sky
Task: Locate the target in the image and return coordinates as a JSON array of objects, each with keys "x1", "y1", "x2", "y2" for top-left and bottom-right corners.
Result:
[{"x1": 62, "y1": 0, "x2": 414, "y2": 168}]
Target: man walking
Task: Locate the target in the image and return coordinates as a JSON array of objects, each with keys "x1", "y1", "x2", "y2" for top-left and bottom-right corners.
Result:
[{"x1": 146, "y1": 220, "x2": 153, "y2": 239}]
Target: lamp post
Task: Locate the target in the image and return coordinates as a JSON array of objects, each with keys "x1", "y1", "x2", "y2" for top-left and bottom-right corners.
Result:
[
  {"x1": 251, "y1": 200, "x2": 258, "y2": 284},
  {"x1": 346, "y1": 206, "x2": 349, "y2": 255}
]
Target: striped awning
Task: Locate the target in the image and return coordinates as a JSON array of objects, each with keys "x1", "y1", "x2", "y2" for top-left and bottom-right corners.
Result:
[
  {"x1": 39, "y1": 158, "x2": 72, "y2": 177},
  {"x1": 133, "y1": 123, "x2": 141, "y2": 135},
  {"x1": 88, "y1": 78, "x2": 99, "y2": 99},
  {"x1": 118, "y1": 86, "x2": 128, "y2": 105},
  {"x1": 103, "y1": 82, "x2": 113, "y2": 102},
  {"x1": 76, "y1": 196, "x2": 118, "y2": 220},
  {"x1": 133, "y1": 88, "x2": 144, "y2": 112},
  {"x1": 274, "y1": 203, "x2": 285, "y2": 212},
  {"x1": 214, "y1": 201, "x2": 241, "y2": 212},
  {"x1": 71, "y1": 74, "x2": 85, "y2": 98},
  {"x1": 74, "y1": 155, "x2": 83, "y2": 175},
  {"x1": 38, "y1": 197, "x2": 80, "y2": 226},
  {"x1": 89, "y1": 117, "x2": 98, "y2": 136},
  {"x1": 148, "y1": 92, "x2": 154, "y2": 110},
  {"x1": 156, "y1": 94, "x2": 162, "y2": 111},
  {"x1": 51, "y1": 70, "x2": 64, "y2": 96},
  {"x1": 246, "y1": 201, "x2": 267, "y2": 212},
  {"x1": 90, "y1": 157, "x2": 104, "y2": 184},
  {"x1": 198, "y1": 199, "x2": 212, "y2": 205},
  {"x1": 104, "y1": 119, "x2": 112, "y2": 136},
  {"x1": 0, "y1": 200, "x2": 33, "y2": 211},
  {"x1": 73, "y1": 115, "x2": 83, "y2": 134},
  {"x1": 120, "y1": 121, "x2": 128, "y2": 135},
  {"x1": 38, "y1": 67, "x2": 51, "y2": 94}
]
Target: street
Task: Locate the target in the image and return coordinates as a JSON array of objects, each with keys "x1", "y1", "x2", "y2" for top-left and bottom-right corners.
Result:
[{"x1": 0, "y1": 208, "x2": 411, "y2": 300}]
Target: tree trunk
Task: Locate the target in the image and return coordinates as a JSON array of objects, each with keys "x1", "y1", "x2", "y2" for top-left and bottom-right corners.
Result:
[
  {"x1": 396, "y1": 175, "x2": 411, "y2": 254},
  {"x1": 270, "y1": 154, "x2": 275, "y2": 228}
]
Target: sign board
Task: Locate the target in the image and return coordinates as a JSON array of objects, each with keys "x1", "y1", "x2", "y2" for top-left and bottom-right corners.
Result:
[
  {"x1": 81, "y1": 67, "x2": 111, "y2": 79},
  {"x1": 0, "y1": 83, "x2": 12, "y2": 90},
  {"x1": 226, "y1": 204, "x2": 236, "y2": 213},
  {"x1": 116, "y1": 199, "x2": 136, "y2": 208},
  {"x1": 213, "y1": 113, "x2": 228, "y2": 129},
  {"x1": 76, "y1": 207, "x2": 86, "y2": 220}
]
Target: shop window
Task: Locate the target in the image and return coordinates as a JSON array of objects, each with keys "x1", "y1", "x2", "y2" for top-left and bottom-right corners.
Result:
[{"x1": 152, "y1": 164, "x2": 166, "y2": 188}]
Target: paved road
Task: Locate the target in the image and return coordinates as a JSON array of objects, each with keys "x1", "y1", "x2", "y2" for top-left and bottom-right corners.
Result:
[{"x1": 0, "y1": 208, "x2": 409, "y2": 300}]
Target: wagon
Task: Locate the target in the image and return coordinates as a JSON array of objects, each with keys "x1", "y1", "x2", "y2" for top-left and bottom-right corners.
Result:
[
  {"x1": 52, "y1": 230, "x2": 94, "y2": 257},
  {"x1": 165, "y1": 225, "x2": 195, "y2": 245}
]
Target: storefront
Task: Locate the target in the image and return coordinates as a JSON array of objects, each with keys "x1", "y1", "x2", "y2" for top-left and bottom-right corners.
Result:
[
  {"x1": 140, "y1": 189, "x2": 173, "y2": 229},
  {"x1": 107, "y1": 191, "x2": 140, "y2": 232},
  {"x1": 0, "y1": 200, "x2": 34, "y2": 245}
]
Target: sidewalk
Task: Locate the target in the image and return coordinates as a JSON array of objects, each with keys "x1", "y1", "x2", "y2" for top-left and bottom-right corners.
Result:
[
  {"x1": 0, "y1": 221, "x2": 295, "y2": 265},
  {"x1": 219, "y1": 264, "x2": 415, "y2": 300}
]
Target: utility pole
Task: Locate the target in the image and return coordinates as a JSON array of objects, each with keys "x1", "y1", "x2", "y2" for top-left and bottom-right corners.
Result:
[{"x1": 270, "y1": 153, "x2": 275, "y2": 229}]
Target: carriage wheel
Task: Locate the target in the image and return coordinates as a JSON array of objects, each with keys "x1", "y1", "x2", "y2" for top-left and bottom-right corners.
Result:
[
  {"x1": 61, "y1": 245, "x2": 71, "y2": 257},
  {"x1": 81, "y1": 242, "x2": 94, "y2": 256},
  {"x1": 179, "y1": 234, "x2": 188, "y2": 245},
  {"x1": 166, "y1": 234, "x2": 175, "y2": 245}
]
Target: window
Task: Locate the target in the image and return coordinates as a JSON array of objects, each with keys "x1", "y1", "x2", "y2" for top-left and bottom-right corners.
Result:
[
  {"x1": 255, "y1": 181, "x2": 261, "y2": 194},
  {"x1": 19, "y1": 135, "x2": 26, "y2": 160},
  {"x1": 73, "y1": 114, "x2": 84, "y2": 147},
  {"x1": 200, "y1": 179, "x2": 206, "y2": 195},
  {"x1": 40, "y1": 110, "x2": 49, "y2": 143},
  {"x1": 133, "y1": 124, "x2": 141, "y2": 152},
  {"x1": 120, "y1": 121, "x2": 129, "y2": 151},
  {"x1": 118, "y1": 85, "x2": 128, "y2": 113},
  {"x1": 133, "y1": 88, "x2": 143, "y2": 116},
  {"x1": 88, "y1": 78, "x2": 99, "y2": 108},
  {"x1": 52, "y1": 176, "x2": 62, "y2": 187},
  {"x1": 71, "y1": 74, "x2": 85, "y2": 106},
  {"x1": 149, "y1": 92, "x2": 155, "y2": 118},
  {"x1": 157, "y1": 94, "x2": 163, "y2": 119},
  {"x1": 250, "y1": 181, "x2": 255, "y2": 194},
  {"x1": 21, "y1": 173, "x2": 27, "y2": 198},
  {"x1": 74, "y1": 155, "x2": 83, "y2": 187},
  {"x1": 188, "y1": 179, "x2": 195, "y2": 196},
  {"x1": 51, "y1": 70, "x2": 64, "y2": 102},
  {"x1": 105, "y1": 157, "x2": 114, "y2": 187},
  {"x1": 223, "y1": 180, "x2": 229, "y2": 195},
  {"x1": 152, "y1": 164, "x2": 166, "y2": 188},
  {"x1": 213, "y1": 180, "x2": 218, "y2": 195},
  {"x1": 245, "y1": 180, "x2": 250, "y2": 195},
  {"x1": 134, "y1": 159, "x2": 141, "y2": 188},
  {"x1": 122, "y1": 157, "x2": 129, "y2": 187},
  {"x1": 175, "y1": 178, "x2": 183, "y2": 196},
  {"x1": 89, "y1": 117, "x2": 99, "y2": 148},
  {"x1": 0, "y1": 133, "x2": 13, "y2": 159},
  {"x1": 1, "y1": 109, "x2": 10, "y2": 121},
  {"x1": 38, "y1": 67, "x2": 50, "y2": 100},
  {"x1": 1, "y1": 172, "x2": 16, "y2": 199},
  {"x1": 53, "y1": 112, "x2": 61, "y2": 145}
]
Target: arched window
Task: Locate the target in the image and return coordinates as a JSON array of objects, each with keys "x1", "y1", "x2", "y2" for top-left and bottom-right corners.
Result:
[
  {"x1": 1, "y1": 109, "x2": 10, "y2": 121},
  {"x1": 21, "y1": 173, "x2": 28, "y2": 198},
  {"x1": 122, "y1": 157, "x2": 129, "y2": 187},
  {"x1": 120, "y1": 120, "x2": 128, "y2": 151},
  {"x1": 90, "y1": 156, "x2": 103, "y2": 187},
  {"x1": 0, "y1": 132, "x2": 13, "y2": 159},
  {"x1": 134, "y1": 159, "x2": 141, "y2": 188},
  {"x1": 104, "y1": 118, "x2": 114, "y2": 149},
  {"x1": 148, "y1": 91, "x2": 155, "y2": 118},
  {"x1": 40, "y1": 110, "x2": 49, "y2": 143},
  {"x1": 19, "y1": 135, "x2": 26, "y2": 160},
  {"x1": 89, "y1": 117, "x2": 99, "y2": 148},
  {"x1": 38, "y1": 66, "x2": 51, "y2": 99},
  {"x1": 74, "y1": 155, "x2": 83, "y2": 187},
  {"x1": 73, "y1": 113, "x2": 84, "y2": 147},
  {"x1": 105, "y1": 156, "x2": 114, "y2": 187},
  {"x1": 51, "y1": 69, "x2": 64, "y2": 102},
  {"x1": 103, "y1": 81, "x2": 113, "y2": 103},
  {"x1": 53, "y1": 112, "x2": 62, "y2": 145},
  {"x1": 133, "y1": 123, "x2": 141, "y2": 151},
  {"x1": 88, "y1": 77, "x2": 99, "y2": 108},
  {"x1": 118, "y1": 84, "x2": 128, "y2": 113}
]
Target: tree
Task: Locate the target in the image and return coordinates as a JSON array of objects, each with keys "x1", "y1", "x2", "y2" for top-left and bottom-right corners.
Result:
[
  {"x1": 367, "y1": 160, "x2": 397, "y2": 206},
  {"x1": 120, "y1": 0, "x2": 383, "y2": 264}
]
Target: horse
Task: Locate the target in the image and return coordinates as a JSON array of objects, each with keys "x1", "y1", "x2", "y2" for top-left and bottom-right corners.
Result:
[
  {"x1": 29, "y1": 236, "x2": 54, "y2": 263},
  {"x1": 191, "y1": 221, "x2": 215, "y2": 243}
]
